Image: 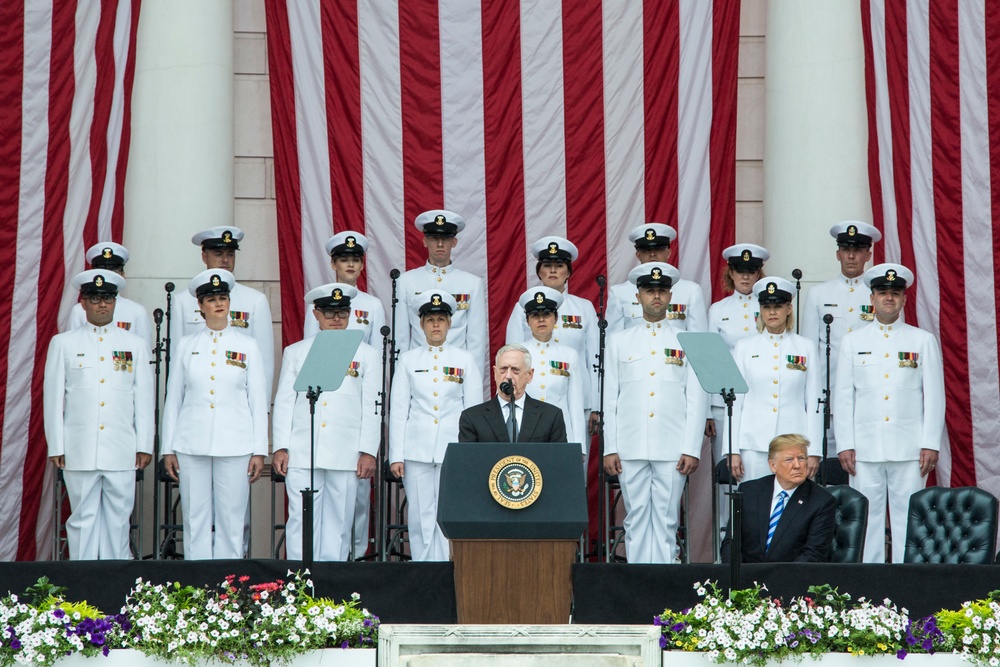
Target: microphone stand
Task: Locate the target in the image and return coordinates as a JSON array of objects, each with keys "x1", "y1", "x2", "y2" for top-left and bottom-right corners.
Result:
[
  {"x1": 818, "y1": 314, "x2": 833, "y2": 485},
  {"x1": 151, "y1": 308, "x2": 165, "y2": 559},
  {"x1": 792, "y1": 269, "x2": 802, "y2": 334},
  {"x1": 376, "y1": 325, "x2": 390, "y2": 561},
  {"x1": 163, "y1": 282, "x2": 174, "y2": 394},
  {"x1": 381, "y1": 270, "x2": 400, "y2": 562},
  {"x1": 723, "y1": 387, "x2": 742, "y2": 594},
  {"x1": 388, "y1": 269, "x2": 400, "y2": 383},
  {"x1": 157, "y1": 282, "x2": 175, "y2": 559},
  {"x1": 302, "y1": 385, "x2": 322, "y2": 571},
  {"x1": 595, "y1": 275, "x2": 608, "y2": 561}
]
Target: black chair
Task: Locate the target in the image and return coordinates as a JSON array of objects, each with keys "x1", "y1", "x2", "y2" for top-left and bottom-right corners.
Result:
[
  {"x1": 819, "y1": 457, "x2": 849, "y2": 486},
  {"x1": 825, "y1": 484, "x2": 868, "y2": 563},
  {"x1": 904, "y1": 486, "x2": 999, "y2": 564}
]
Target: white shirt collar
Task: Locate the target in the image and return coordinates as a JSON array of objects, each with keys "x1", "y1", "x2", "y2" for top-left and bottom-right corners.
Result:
[{"x1": 497, "y1": 394, "x2": 526, "y2": 411}]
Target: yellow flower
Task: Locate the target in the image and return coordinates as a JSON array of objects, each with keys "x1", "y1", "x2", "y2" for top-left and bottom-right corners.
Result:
[{"x1": 878, "y1": 643, "x2": 887, "y2": 650}]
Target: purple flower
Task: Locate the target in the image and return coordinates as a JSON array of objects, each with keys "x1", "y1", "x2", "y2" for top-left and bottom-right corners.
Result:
[
  {"x1": 659, "y1": 635, "x2": 667, "y2": 649},
  {"x1": 53, "y1": 608, "x2": 65, "y2": 618},
  {"x1": 670, "y1": 623, "x2": 686, "y2": 633},
  {"x1": 102, "y1": 646, "x2": 110, "y2": 657},
  {"x1": 340, "y1": 640, "x2": 350, "y2": 649},
  {"x1": 10, "y1": 639, "x2": 21, "y2": 650},
  {"x1": 790, "y1": 641, "x2": 799, "y2": 648},
  {"x1": 897, "y1": 650, "x2": 908, "y2": 660},
  {"x1": 653, "y1": 616, "x2": 663, "y2": 626}
]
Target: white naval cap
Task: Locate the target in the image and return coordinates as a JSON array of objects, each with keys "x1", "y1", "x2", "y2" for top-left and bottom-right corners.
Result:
[
  {"x1": 829, "y1": 221, "x2": 881, "y2": 247},
  {"x1": 414, "y1": 210, "x2": 465, "y2": 236},
  {"x1": 628, "y1": 262, "x2": 679, "y2": 288},
  {"x1": 531, "y1": 236, "x2": 579, "y2": 262},
  {"x1": 305, "y1": 282, "x2": 358, "y2": 308},
  {"x1": 627, "y1": 223, "x2": 676, "y2": 249},
  {"x1": 85, "y1": 242, "x2": 129, "y2": 269},
  {"x1": 325, "y1": 231, "x2": 369, "y2": 257},
  {"x1": 722, "y1": 243, "x2": 769, "y2": 270},
  {"x1": 754, "y1": 276, "x2": 796, "y2": 304},
  {"x1": 189, "y1": 269, "x2": 235, "y2": 298},
  {"x1": 863, "y1": 263, "x2": 913, "y2": 290},
  {"x1": 518, "y1": 286, "x2": 564, "y2": 314},
  {"x1": 414, "y1": 290, "x2": 458, "y2": 317},
  {"x1": 191, "y1": 226, "x2": 244, "y2": 250},
  {"x1": 71, "y1": 269, "x2": 125, "y2": 295}
]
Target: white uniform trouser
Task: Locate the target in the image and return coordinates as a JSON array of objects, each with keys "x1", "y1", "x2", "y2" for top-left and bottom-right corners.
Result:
[
  {"x1": 285, "y1": 467, "x2": 358, "y2": 561},
  {"x1": 176, "y1": 453, "x2": 250, "y2": 560},
  {"x1": 354, "y1": 479, "x2": 371, "y2": 557},
  {"x1": 402, "y1": 460, "x2": 448, "y2": 561},
  {"x1": 63, "y1": 470, "x2": 134, "y2": 560},
  {"x1": 738, "y1": 450, "x2": 770, "y2": 485},
  {"x1": 618, "y1": 459, "x2": 685, "y2": 564},
  {"x1": 851, "y1": 460, "x2": 925, "y2": 563}
]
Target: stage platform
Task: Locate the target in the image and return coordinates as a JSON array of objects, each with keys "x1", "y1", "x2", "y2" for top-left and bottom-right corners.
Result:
[{"x1": 3, "y1": 561, "x2": 999, "y2": 624}]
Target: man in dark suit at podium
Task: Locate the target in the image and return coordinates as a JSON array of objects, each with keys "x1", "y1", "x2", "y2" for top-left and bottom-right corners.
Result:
[
  {"x1": 459, "y1": 343, "x2": 567, "y2": 444},
  {"x1": 721, "y1": 433, "x2": 836, "y2": 563}
]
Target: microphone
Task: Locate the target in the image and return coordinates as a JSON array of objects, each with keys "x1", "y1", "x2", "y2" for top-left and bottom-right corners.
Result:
[
  {"x1": 499, "y1": 379, "x2": 514, "y2": 397},
  {"x1": 792, "y1": 268, "x2": 802, "y2": 280},
  {"x1": 390, "y1": 269, "x2": 400, "y2": 280},
  {"x1": 823, "y1": 314, "x2": 834, "y2": 325},
  {"x1": 153, "y1": 308, "x2": 164, "y2": 325},
  {"x1": 380, "y1": 325, "x2": 390, "y2": 337},
  {"x1": 596, "y1": 275, "x2": 606, "y2": 287},
  {"x1": 164, "y1": 282, "x2": 175, "y2": 293}
]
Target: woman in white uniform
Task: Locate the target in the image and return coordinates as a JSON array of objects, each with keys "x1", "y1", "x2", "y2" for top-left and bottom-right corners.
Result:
[
  {"x1": 516, "y1": 286, "x2": 586, "y2": 454},
  {"x1": 726, "y1": 277, "x2": 822, "y2": 483},
  {"x1": 161, "y1": 269, "x2": 268, "y2": 560},
  {"x1": 388, "y1": 291, "x2": 483, "y2": 561}
]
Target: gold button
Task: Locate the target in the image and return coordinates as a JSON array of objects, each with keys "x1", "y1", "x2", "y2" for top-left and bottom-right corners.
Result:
[
  {"x1": 100, "y1": 356, "x2": 105, "y2": 361},
  {"x1": 650, "y1": 371, "x2": 655, "y2": 376},
  {"x1": 433, "y1": 392, "x2": 438, "y2": 397},
  {"x1": 541, "y1": 372, "x2": 546, "y2": 376},
  {"x1": 433, "y1": 356, "x2": 438, "y2": 360},
  {"x1": 434, "y1": 419, "x2": 439, "y2": 424},
  {"x1": 434, "y1": 406, "x2": 439, "y2": 411},
  {"x1": 883, "y1": 334, "x2": 889, "y2": 339},
  {"x1": 211, "y1": 362, "x2": 216, "y2": 367},
  {"x1": 649, "y1": 412, "x2": 654, "y2": 418},
  {"x1": 433, "y1": 378, "x2": 438, "y2": 383},
  {"x1": 210, "y1": 389, "x2": 215, "y2": 395},
  {"x1": 437, "y1": 277, "x2": 442, "y2": 282},
  {"x1": 848, "y1": 328, "x2": 853, "y2": 332},
  {"x1": 100, "y1": 401, "x2": 105, "y2": 407},
  {"x1": 79, "y1": 364, "x2": 83, "y2": 368},
  {"x1": 849, "y1": 287, "x2": 855, "y2": 293},
  {"x1": 212, "y1": 350, "x2": 216, "y2": 355},
  {"x1": 99, "y1": 425, "x2": 104, "y2": 430},
  {"x1": 540, "y1": 397, "x2": 546, "y2": 402},
  {"x1": 773, "y1": 394, "x2": 778, "y2": 399},
  {"x1": 773, "y1": 367, "x2": 778, "y2": 371},
  {"x1": 321, "y1": 422, "x2": 326, "y2": 428},
  {"x1": 434, "y1": 365, "x2": 438, "y2": 370},
  {"x1": 773, "y1": 355, "x2": 779, "y2": 359},
  {"x1": 322, "y1": 401, "x2": 327, "y2": 406},
  {"x1": 884, "y1": 353, "x2": 889, "y2": 358},
  {"x1": 773, "y1": 408, "x2": 778, "y2": 413},
  {"x1": 884, "y1": 373, "x2": 889, "y2": 379},
  {"x1": 884, "y1": 416, "x2": 890, "y2": 422},
  {"x1": 848, "y1": 307, "x2": 854, "y2": 312},
  {"x1": 773, "y1": 379, "x2": 778, "y2": 385},
  {"x1": 98, "y1": 337, "x2": 103, "y2": 342},
  {"x1": 210, "y1": 403, "x2": 215, "y2": 409},
  {"x1": 650, "y1": 350, "x2": 656, "y2": 355},
  {"x1": 100, "y1": 378, "x2": 105, "y2": 384},
  {"x1": 744, "y1": 327, "x2": 749, "y2": 331},
  {"x1": 743, "y1": 303, "x2": 747, "y2": 308},
  {"x1": 540, "y1": 350, "x2": 546, "y2": 355},
  {"x1": 884, "y1": 395, "x2": 889, "y2": 400},
  {"x1": 649, "y1": 392, "x2": 654, "y2": 397},
  {"x1": 774, "y1": 343, "x2": 779, "y2": 348},
  {"x1": 540, "y1": 384, "x2": 546, "y2": 389}
]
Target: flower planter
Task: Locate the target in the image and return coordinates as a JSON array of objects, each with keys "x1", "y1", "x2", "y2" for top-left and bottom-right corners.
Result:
[
  {"x1": 52, "y1": 648, "x2": 376, "y2": 667},
  {"x1": 662, "y1": 652, "x2": 969, "y2": 667}
]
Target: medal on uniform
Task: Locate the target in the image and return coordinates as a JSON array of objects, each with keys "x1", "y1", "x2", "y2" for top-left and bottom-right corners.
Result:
[
  {"x1": 117, "y1": 321, "x2": 132, "y2": 331},
  {"x1": 226, "y1": 350, "x2": 247, "y2": 369},
  {"x1": 454, "y1": 294, "x2": 471, "y2": 310},
  {"x1": 354, "y1": 309, "x2": 369, "y2": 325},
  {"x1": 667, "y1": 304, "x2": 687, "y2": 320},
  {"x1": 443, "y1": 366, "x2": 464, "y2": 383},
  {"x1": 786, "y1": 354, "x2": 807, "y2": 372},
  {"x1": 346, "y1": 361, "x2": 360, "y2": 377},
  {"x1": 125, "y1": 351, "x2": 134, "y2": 373},
  {"x1": 113, "y1": 351, "x2": 122, "y2": 372},
  {"x1": 229, "y1": 311, "x2": 250, "y2": 328},
  {"x1": 899, "y1": 351, "x2": 919, "y2": 368},
  {"x1": 561, "y1": 314, "x2": 582, "y2": 329},
  {"x1": 860, "y1": 305, "x2": 874, "y2": 321},
  {"x1": 549, "y1": 360, "x2": 570, "y2": 377},
  {"x1": 664, "y1": 348, "x2": 685, "y2": 366}
]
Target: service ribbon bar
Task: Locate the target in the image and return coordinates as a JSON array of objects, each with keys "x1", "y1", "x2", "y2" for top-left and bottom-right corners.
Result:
[
  {"x1": 443, "y1": 366, "x2": 465, "y2": 383},
  {"x1": 346, "y1": 361, "x2": 360, "y2": 377},
  {"x1": 354, "y1": 310, "x2": 369, "y2": 324},
  {"x1": 226, "y1": 350, "x2": 247, "y2": 368},
  {"x1": 549, "y1": 360, "x2": 571, "y2": 377},
  {"x1": 667, "y1": 304, "x2": 687, "y2": 320},
  {"x1": 786, "y1": 355, "x2": 807, "y2": 371},
  {"x1": 560, "y1": 315, "x2": 583, "y2": 329},
  {"x1": 898, "y1": 351, "x2": 919, "y2": 368},
  {"x1": 229, "y1": 311, "x2": 250, "y2": 328},
  {"x1": 453, "y1": 294, "x2": 471, "y2": 310},
  {"x1": 664, "y1": 348, "x2": 685, "y2": 365},
  {"x1": 116, "y1": 321, "x2": 132, "y2": 331}
]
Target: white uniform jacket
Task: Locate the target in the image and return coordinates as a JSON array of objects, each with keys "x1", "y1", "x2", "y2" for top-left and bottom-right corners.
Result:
[
  {"x1": 303, "y1": 289, "x2": 386, "y2": 346},
  {"x1": 388, "y1": 344, "x2": 484, "y2": 465},
  {"x1": 521, "y1": 338, "x2": 586, "y2": 451},
  {"x1": 162, "y1": 326, "x2": 269, "y2": 458},
  {"x1": 67, "y1": 296, "x2": 153, "y2": 350},
  {"x1": 506, "y1": 292, "x2": 598, "y2": 409},
  {"x1": 396, "y1": 263, "x2": 487, "y2": 368},
  {"x1": 606, "y1": 278, "x2": 707, "y2": 334},
  {"x1": 604, "y1": 321, "x2": 708, "y2": 462},
  {"x1": 272, "y1": 336, "x2": 381, "y2": 470},
  {"x1": 44, "y1": 324, "x2": 154, "y2": 470},
  {"x1": 726, "y1": 331, "x2": 823, "y2": 456},
  {"x1": 833, "y1": 321, "x2": 945, "y2": 461},
  {"x1": 707, "y1": 292, "x2": 759, "y2": 411},
  {"x1": 171, "y1": 282, "x2": 275, "y2": 398}
]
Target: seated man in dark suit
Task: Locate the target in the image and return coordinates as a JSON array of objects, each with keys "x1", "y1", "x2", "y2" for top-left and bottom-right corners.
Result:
[
  {"x1": 459, "y1": 343, "x2": 567, "y2": 443},
  {"x1": 721, "y1": 433, "x2": 835, "y2": 562}
]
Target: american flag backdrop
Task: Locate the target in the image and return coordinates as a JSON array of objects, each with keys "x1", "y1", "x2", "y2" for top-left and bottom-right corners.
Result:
[
  {"x1": 0, "y1": 1, "x2": 141, "y2": 560},
  {"x1": 264, "y1": 0, "x2": 740, "y2": 355},
  {"x1": 862, "y1": 0, "x2": 999, "y2": 494}
]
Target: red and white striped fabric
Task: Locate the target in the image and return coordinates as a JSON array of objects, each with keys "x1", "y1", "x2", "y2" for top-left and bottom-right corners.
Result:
[
  {"x1": 264, "y1": 0, "x2": 739, "y2": 356},
  {"x1": 862, "y1": 0, "x2": 1000, "y2": 493},
  {"x1": 0, "y1": 0, "x2": 140, "y2": 560}
]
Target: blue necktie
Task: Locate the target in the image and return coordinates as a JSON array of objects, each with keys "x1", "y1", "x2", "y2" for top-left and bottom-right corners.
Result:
[{"x1": 766, "y1": 490, "x2": 788, "y2": 551}]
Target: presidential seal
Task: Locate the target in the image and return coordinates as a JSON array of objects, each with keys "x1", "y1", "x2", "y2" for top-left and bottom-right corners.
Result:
[{"x1": 489, "y1": 456, "x2": 543, "y2": 509}]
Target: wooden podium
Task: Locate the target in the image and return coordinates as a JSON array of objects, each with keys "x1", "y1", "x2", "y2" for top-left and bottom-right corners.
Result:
[{"x1": 437, "y1": 442, "x2": 588, "y2": 624}]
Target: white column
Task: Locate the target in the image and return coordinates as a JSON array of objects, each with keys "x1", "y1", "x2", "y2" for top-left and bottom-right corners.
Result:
[
  {"x1": 124, "y1": 0, "x2": 234, "y2": 292},
  {"x1": 762, "y1": 1, "x2": 870, "y2": 286}
]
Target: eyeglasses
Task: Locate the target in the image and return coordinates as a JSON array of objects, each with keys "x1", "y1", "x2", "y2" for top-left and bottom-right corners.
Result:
[
  {"x1": 84, "y1": 295, "x2": 116, "y2": 305},
  {"x1": 318, "y1": 309, "x2": 350, "y2": 320}
]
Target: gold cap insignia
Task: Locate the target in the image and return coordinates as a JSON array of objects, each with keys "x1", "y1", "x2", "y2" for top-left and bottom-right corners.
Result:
[
  {"x1": 102, "y1": 248, "x2": 113, "y2": 259},
  {"x1": 535, "y1": 292, "x2": 545, "y2": 304},
  {"x1": 333, "y1": 288, "x2": 343, "y2": 300},
  {"x1": 742, "y1": 250, "x2": 751, "y2": 262},
  {"x1": 651, "y1": 267, "x2": 662, "y2": 280},
  {"x1": 222, "y1": 230, "x2": 233, "y2": 243},
  {"x1": 847, "y1": 225, "x2": 857, "y2": 236},
  {"x1": 211, "y1": 275, "x2": 221, "y2": 287},
  {"x1": 548, "y1": 242, "x2": 559, "y2": 255},
  {"x1": 431, "y1": 294, "x2": 442, "y2": 306},
  {"x1": 434, "y1": 214, "x2": 446, "y2": 226},
  {"x1": 94, "y1": 276, "x2": 104, "y2": 287},
  {"x1": 645, "y1": 229, "x2": 656, "y2": 241},
  {"x1": 767, "y1": 282, "x2": 776, "y2": 294},
  {"x1": 346, "y1": 236, "x2": 356, "y2": 248},
  {"x1": 886, "y1": 269, "x2": 896, "y2": 282}
]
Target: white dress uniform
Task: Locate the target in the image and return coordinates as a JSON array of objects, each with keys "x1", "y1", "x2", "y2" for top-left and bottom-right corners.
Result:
[
  {"x1": 68, "y1": 296, "x2": 153, "y2": 350},
  {"x1": 606, "y1": 277, "x2": 707, "y2": 334},
  {"x1": 506, "y1": 293, "x2": 598, "y2": 409},
  {"x1": 521, "y1": 337, "x2": 586, "y2": 453},
  {"x1": 389, "y1": 343, "x2": 484, "y2": 561},
  {"x1": 44, "y1": 322, "x2": 153, "y2": 560},
  {"x1": 171, "y1": 282, "x2": 275, "y2": 400},
  {"x1": 272, "y1": 335, "x2": 380, "y2": 561},
  {"x1": 303, "y1": 289, "x2": 385, "y2": 345},
  {"x1": 605, "y1": 319, "x2": 708, "y2": 564},
  {"x1": 834, "y1": 319, "x2": 944, "y2": 563},
  {"x1": 162, "y1": 324, "x2": 269, "y2": 560},
  {"x1": 725, "y1": 331, "x2": 823, "y2": 482},
  {"x1": 707, "y1": 291, "x2": 759, "y2": 456}
]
